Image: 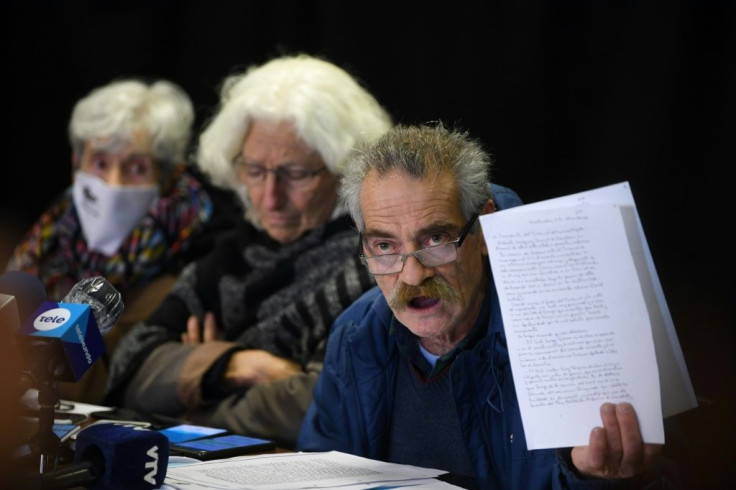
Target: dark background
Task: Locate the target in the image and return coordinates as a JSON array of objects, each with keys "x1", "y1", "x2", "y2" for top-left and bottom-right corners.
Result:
[{"x1": 2, "y1": 0, "x2": 734, "y2": 486}]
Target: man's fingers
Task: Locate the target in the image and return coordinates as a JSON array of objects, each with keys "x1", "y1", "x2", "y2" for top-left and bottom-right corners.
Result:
[
  {"x1": 573, "y1": 403, "x2": 659, "y2": 480},
  {"x1": 600, "y1": 403, "x2": 622, "y2": 465},
  {"x1": 587, "y1": 426, "x2": 607, "y2": 470},
  {"x1": 616, "y1": 403, "x2": 644, "y2": 477}
]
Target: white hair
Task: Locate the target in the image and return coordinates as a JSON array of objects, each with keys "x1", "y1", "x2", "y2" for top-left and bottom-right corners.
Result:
[
  {"x1": 68, "y1": 79, "x2": 194, "y2": 176},
  {"x1": 196, "y1": 54, "x2": 393, "y2": 196}
]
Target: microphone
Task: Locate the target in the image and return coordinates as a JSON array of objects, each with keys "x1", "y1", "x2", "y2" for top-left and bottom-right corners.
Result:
[
  {"x1": 11, "y1": 276, "x2": 125, "y2": 477},
  {"x1": 17, "y1": 423, "x2": 169, "y2": 490},
  {"x1": 16, "y1": 277, "x2": 124, "y2": 382},
  {"x1": 0, "y1": 272, "x2": 48, "y2": 396},
  {"x1": 0, "y1": 271, "x2": 48, "y2": 334}
]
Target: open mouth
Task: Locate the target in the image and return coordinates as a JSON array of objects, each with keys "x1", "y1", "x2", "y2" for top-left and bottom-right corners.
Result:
[{"x1": 408, "y1": 296, "x2": 440, "y2": 309}]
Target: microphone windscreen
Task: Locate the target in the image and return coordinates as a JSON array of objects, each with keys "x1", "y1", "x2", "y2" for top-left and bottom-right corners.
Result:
[
  {"x1": 75, "y1": 423, "x2": 169, "y2": 490},
  {"x1": 0, "y1": 271, "x2": 47, "y2": 324},
  {"x1": 62, "y1": 277, "x2": 123, "y2": 335}
]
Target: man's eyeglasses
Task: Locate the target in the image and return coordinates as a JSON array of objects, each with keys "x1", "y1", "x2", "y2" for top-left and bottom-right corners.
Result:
[
  {"x1": 359, "y1": 213, "x2": 479, "y2": 276},
  {"x1": 233, "y1": 155, "x2": 326, "y2": 188}
]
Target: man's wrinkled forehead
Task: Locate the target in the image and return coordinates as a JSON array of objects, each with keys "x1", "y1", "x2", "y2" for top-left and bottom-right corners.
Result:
[{"x1": 359, "y1": 170, "x2": 462, "y2": 231}]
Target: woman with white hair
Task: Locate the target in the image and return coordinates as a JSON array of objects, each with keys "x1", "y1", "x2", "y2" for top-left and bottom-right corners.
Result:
[
  {"x1": 7, "y1": 78, "x2": 228, "y2": 298},
  {"x1": 6, "y1": 78, "x2": 237, "y2": 403},
  {"x1": 105, "y1": 54, "x2": 393, "y2": 448}
]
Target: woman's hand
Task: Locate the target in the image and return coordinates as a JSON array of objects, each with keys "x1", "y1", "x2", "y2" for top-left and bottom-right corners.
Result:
[
  {"x1": 222, "y1": 350, "x2": 302, "y2": 388},
  {"x1": 181, "y1": 312, "x2": 219, "y2": 344}
]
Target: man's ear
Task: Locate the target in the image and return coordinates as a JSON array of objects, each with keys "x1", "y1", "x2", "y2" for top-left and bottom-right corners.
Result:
[{"x1": 479, "y1": 198, "x2": 495, "y2": 255}]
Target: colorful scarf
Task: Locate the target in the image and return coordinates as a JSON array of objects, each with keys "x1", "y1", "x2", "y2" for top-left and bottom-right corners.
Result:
[{"x1": 6, "y1": 167, "x2": 214, "y2": 300}]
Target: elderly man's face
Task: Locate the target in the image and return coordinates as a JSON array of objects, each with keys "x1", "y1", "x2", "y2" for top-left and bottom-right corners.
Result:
[
  {"x1": 237, "y1": 120, "x2": 339, "y2": 244},
  {"x1": 360, "y1": 170, "x2": 490, "y2": 353}
]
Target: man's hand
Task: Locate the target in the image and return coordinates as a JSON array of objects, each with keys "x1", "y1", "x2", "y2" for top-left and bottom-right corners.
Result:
[
  {"x1": 181, "y1": 312, "x2": 219, "y2": 344},
  {"x1": 222, "y1": 350, "x2": 302, "y2": 388},
  {"x1": 571, "y1": 402, "x2": 662, "y2": 479}
]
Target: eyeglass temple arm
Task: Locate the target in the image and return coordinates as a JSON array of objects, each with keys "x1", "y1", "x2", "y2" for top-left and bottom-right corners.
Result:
[{"x1": 457, "y1": 213, "x2": 479, "y2": 247}]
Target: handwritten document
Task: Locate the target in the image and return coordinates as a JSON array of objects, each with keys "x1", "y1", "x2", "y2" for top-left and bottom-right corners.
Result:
[
  {"x1": 480, "y1": 182, "x2": 696, "y2": 450},
  {"x1": 163, "y1": 451, "x2": 461, "y2": 489}
]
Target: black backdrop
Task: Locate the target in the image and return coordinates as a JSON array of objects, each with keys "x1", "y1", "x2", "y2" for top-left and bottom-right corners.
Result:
[{"x1": 2, "y1": 1, "x2": 734, "y2": 485}]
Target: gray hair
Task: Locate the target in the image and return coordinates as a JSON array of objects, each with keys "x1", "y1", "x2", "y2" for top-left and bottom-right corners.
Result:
[
  {"x1": 68, "y1": 79, "x2": 194, "y2": 178},
  {"x1": 196, "y1": 54, "x2": 393, "y2": 206},
  {"x1": 341, "y1": 123, "x2": 493, "y2": 231}
]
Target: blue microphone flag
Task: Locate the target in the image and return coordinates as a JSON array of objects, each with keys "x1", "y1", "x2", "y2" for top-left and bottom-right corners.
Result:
[{"x1": 16, "y1": 301, "x2": 105, "y2": 381}]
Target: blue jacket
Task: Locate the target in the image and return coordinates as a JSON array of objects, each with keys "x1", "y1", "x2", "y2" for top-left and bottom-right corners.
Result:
[{"x1": 298, "y1": 184, "x2": 642, "y2": 489}]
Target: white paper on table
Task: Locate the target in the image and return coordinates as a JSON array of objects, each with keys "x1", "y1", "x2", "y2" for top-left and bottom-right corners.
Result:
[
  {"x1": 479, "y1": 181, "x2": 695, "y2": 449},
  {"x1": 163, "y1": 450, "x2": 452, "y2": 490},
  {"x1": 163, "y1": 480, "x2": 459, "y2": 490},
  {"x1": 494, "y1": 181, "x2": 697, "y2": 418}
]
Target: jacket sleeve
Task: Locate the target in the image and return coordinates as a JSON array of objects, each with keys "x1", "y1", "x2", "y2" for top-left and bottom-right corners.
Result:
[
  {"x1": 191, "y1": 257, "x2": 374, "y2": 449},
  {"x1": 119, "y1": 339, "x2": 238, "y2": 416},
  {"x1": 297, "y1": 287, "x2": 387, "y2": 455},
  {"x1": 296, "y1": 318, "x2": 354, "y2": 452},
  {"x1": 187, "y1": 361, "x2": 323, "y2": 449},
  {"x1": 236, "y1": 254, "x2": 375, "y2": 365},
  {"x1": 103, "y1": 262, "x2": 205, "y2": 406}
]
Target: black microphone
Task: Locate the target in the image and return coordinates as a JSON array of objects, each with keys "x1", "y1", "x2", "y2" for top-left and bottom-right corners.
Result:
[
  {"x1": 16, "y1": 422, "x2": 169, "y2": 490},
  {"x1": 15, "y1": 277, "x2": 124, "y2": 382},
  {"x1": 0, "y1": 271, "x2": 48, "y2": 334},
  {"x1": 0, "y1": 271, "x2": 48, "y2": 396}
]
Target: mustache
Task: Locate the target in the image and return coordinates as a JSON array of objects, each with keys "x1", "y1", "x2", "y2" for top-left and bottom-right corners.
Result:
[{"x1": 388, "y1": 275, "x2": 458, "y2": 310}]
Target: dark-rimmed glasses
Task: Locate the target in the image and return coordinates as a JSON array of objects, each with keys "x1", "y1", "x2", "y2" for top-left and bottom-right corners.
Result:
[{"x1": 359, "y1": 213, "x2": 479, "y2": 276}]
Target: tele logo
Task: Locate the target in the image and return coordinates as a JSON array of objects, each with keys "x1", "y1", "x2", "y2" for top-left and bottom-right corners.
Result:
[{"x1": 33, "y1": 307, "x2": 72, "y2": 331}]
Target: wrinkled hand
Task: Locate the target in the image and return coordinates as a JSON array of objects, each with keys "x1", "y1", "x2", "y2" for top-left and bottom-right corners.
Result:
[
  {"x1": 571, "y1": 402, "x2": 662, "y2": 479},
  {"x1": 222, "y1": 350, "x2": 302, "y2": 389},
  {"x1": 181, "y1": 312, "x2": 220, "y2": 344}
]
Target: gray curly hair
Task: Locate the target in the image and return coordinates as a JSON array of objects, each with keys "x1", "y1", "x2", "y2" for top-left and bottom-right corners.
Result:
[{"x1": 340, "y1": 122, "x2": 493, "y2": 232}]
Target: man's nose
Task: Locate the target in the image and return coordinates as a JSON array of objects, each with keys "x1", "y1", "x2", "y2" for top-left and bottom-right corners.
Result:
[{"x1": 399, "y1": 253, "x2": 434, "y2": 286}]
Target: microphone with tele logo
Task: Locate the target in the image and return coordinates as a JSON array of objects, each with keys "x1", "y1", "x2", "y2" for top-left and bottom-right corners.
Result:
[
  {"x1": 14, "y1": 276, "x2": 124, "y2": 474},
  {"x1": 16, "y1": 276, "x2": 124, "y2": 383}
]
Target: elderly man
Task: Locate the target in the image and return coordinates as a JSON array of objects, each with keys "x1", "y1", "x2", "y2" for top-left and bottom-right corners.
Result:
[{"x1": 298, "y1": 124, "x2": 665, "y2": 489}]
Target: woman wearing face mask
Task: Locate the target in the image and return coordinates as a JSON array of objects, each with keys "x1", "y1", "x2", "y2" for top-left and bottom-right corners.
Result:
[
  {"x1": 6, "y1": 78, "x2": 239, "y2": 403},
  {"x1": 104, "y1": 54, "x2": 393, "y2": 449}
]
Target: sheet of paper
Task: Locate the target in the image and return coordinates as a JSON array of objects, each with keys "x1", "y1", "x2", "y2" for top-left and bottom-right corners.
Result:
[
  {"x1": 480, "y1": 182, "x2": 683, "y2": 449},
  {"x1": 163, "y1": 450, "x2": 456, "y2": 490},
  {"x1": 495, "y1": 181, "x2": 696, "y2": 417}
]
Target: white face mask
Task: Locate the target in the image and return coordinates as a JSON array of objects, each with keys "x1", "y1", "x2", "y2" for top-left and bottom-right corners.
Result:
[{"x1": 72, "y1": 171, "x2": 159, "y2": 255}]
